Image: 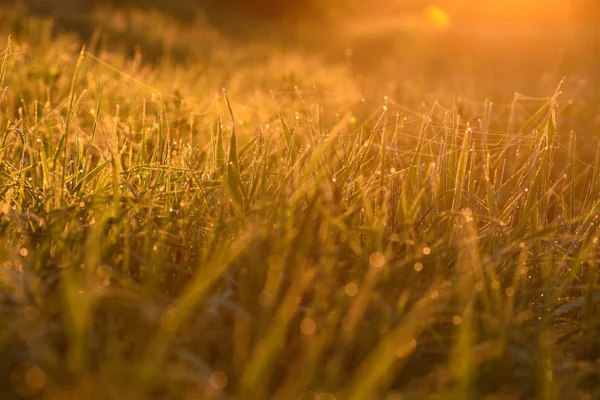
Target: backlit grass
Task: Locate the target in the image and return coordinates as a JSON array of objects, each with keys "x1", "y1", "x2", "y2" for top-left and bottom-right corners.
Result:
[{"x1": 1, "y1": 7, "x2": 600, "y2": 400}]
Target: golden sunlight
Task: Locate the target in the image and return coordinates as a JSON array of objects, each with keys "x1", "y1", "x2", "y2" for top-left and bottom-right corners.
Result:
[
  {"x1": 448, "y1": 0, "x2": 577, "y2": 28},
  {"x1": 424, "y1": 6, "x2": 450, "y2": 30}
]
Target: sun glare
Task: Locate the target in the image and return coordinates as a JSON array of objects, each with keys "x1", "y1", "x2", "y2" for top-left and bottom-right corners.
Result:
[{"x1": 424, "y1": 6, "x2": 450, "y2": 30}]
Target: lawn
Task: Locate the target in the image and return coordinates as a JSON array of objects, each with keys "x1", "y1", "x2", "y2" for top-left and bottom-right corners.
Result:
[{"x1": 0, "y1": 1, "x2": 600, "y2": 399}]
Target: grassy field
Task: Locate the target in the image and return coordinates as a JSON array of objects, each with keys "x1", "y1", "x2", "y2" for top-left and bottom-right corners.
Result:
[{"x1": 1, "y1": 2, "x2": 600, "y2": 399}]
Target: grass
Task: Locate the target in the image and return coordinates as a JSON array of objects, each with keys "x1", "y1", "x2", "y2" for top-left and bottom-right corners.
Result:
[{"x1": 1, "y1": 4, "x2": 600, "y2": 399}]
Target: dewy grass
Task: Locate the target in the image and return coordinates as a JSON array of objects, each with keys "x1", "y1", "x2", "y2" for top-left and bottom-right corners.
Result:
[{"x1": 0, "y1": 10, "x2": 600, "y2": 400}]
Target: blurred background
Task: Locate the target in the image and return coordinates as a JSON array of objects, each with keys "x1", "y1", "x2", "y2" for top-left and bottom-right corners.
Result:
[
  {"x1": 1, "y1": 0, "x2": 599, "y2": 109},
  {"x1": 5, "y1": 1, "x2": 597, "y2": 68},
  {"x1": 3, "y1": 0, "x2": 598, "y2": 63}
]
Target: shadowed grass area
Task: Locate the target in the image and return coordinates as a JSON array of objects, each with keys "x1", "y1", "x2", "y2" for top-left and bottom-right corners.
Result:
[{"x1": 1, "y1": 3, "x2": 600, "y2": 400}]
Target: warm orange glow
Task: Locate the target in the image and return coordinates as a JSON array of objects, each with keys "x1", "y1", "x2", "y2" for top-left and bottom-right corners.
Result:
[
  {"x1": 447, "y1": 0, "x2": 577, "y2": 29},
  {"x1": 424, "y1": 6, "x2": 450, "y2": 30}
]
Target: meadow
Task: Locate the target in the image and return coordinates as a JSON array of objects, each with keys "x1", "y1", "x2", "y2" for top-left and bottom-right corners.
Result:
[{"x1": 1, "y1": 1, "x2": 600, "y2": 399}]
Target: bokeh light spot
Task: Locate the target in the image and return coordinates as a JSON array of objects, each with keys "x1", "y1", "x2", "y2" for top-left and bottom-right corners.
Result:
[
  {"x1": 209, "y1": 371, "x2": 228, "y2": 390},
  {"x1": 24, "y1": 365, "x2": 47, "y2": 391},
  {"x1": 369, "y1": 252, "x2": 386, "y2": 268},
  {"x1": 344, "y1": 282, "x2": 359, "y2": 297},
  {"x1": 300, "y1": 318, "x2": 317, "y2": 335}
]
